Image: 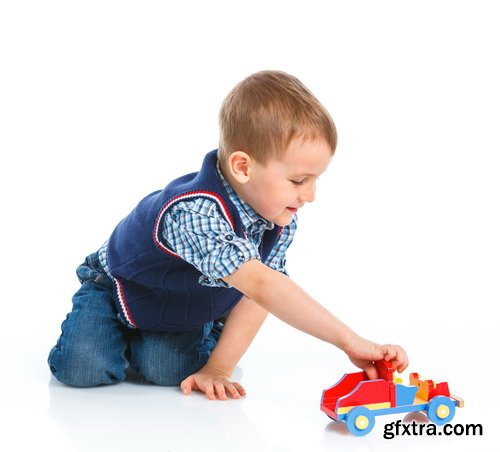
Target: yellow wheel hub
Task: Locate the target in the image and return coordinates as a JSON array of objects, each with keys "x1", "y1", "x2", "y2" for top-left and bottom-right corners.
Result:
[
  {"x1": 437, "y1": 404, "x2": 450, "y2": 419},
  {"x1": 355, "y1": 415, "x2": 369, "y2": 430}
]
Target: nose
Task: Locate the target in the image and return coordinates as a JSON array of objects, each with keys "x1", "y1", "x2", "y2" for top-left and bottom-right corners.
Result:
[{"x1": 299, "y1": 181, "x2": 316, "y2": 203}]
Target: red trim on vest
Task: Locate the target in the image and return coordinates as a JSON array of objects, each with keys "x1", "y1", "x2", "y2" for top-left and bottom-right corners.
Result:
[
  {"x1": 113, "y1": 277, "x2": 138, "y2": 328},
  {"x1": 153, "y1": 190, "x2": 236, "y2": 256}
]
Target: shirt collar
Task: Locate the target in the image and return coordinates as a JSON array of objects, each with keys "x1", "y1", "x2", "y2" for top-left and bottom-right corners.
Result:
[{"x1": 216, "y1": 161, "x2": 274, "y2": 231}]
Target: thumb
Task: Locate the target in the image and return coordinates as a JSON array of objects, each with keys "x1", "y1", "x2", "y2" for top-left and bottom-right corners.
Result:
[
  {"x1": 180, "y1": 376, "x2": 194, "y2": 395},
  {"x1": 363, "y1": 362, "x2": 379, "y2": 380}
]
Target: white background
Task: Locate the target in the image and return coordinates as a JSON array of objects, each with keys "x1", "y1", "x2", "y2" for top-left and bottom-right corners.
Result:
[{"x1": 1, "y1": 1, "x2": 498, "y2": 451}]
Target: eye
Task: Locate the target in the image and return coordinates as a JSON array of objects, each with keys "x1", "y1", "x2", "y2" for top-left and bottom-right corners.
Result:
[{"x1": 290, "y1": 179, "x2": 305, "y2": 185}]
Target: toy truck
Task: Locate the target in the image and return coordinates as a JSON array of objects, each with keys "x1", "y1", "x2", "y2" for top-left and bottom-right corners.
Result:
[{"x1": 320, "y1": 360, "x2": 464, "y2": 436}]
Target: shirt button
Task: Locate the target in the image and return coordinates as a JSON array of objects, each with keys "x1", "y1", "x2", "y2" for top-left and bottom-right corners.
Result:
[{"x1": 225, "y1": 234, "x2": 234, "y2": 241}]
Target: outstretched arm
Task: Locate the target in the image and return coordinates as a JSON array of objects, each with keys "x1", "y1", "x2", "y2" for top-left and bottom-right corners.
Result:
[
  {"x1": 181, "y1": 295, "x2": 268, "y2": 400},
  {"x1": 224, "y1": 259, "x2": 408, "y2": 378},
  {"x1": 181, "y1": 259, "x2": 408, "y2": 400}
]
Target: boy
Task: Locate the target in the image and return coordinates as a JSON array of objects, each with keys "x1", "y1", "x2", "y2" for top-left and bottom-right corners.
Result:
[{"x1": 48, "y1": 70, "x2": 408, "y2": 400}]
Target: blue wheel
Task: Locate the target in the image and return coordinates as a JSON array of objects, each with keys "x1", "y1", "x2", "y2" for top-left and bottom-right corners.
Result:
[
  {"x1": 427, "y1": 396, "x2": 456, "y2": 425},
  {"x1": 345, "y1": 407, "x2": 375, "y2": 436}
]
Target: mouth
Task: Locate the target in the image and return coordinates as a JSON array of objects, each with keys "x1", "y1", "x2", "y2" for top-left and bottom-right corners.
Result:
[{"x1": 286, "y1": 207, "x2": 299, "y2": 214}]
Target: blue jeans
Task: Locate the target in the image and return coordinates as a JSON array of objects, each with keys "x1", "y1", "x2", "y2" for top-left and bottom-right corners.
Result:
[{"x1": 48, "y1": 252, "x2": 222, "y2": 387}]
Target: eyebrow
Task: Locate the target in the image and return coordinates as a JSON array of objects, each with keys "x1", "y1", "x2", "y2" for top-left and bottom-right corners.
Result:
[{"x1": 290, "y1": 173, "x2": 317, "y2": 178}]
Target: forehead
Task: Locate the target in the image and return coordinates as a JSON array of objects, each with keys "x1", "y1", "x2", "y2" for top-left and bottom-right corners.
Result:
[{"x1": 280, "y1": 137, "x2": 332, "y2": 176}]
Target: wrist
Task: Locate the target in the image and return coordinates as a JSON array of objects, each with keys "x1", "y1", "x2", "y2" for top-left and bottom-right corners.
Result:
[
  {"x1": 336, "y1": 329, "x2": 362, "y2": 354},
  {"x1": 204, "y1": 358, "x2": 234, "y2": 379}
]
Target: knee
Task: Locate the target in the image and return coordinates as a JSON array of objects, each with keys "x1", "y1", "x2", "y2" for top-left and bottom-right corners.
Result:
[
  {"x1": 131, "y1": 350, "x2": 185, "y2": 386},
  {"x1": 129, "y1": 325, "x2": 220, "y2": 386},
  {"x1": 131, "y1": 344, "x2": 205, "y2": 386},
  {"x1": 48, "y1": 343, "x2": 127, "y2": 388}
]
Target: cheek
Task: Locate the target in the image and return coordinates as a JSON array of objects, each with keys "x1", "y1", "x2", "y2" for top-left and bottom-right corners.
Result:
[
  {"x1": 256, "y1": 187, "x2": 280, "y2": 210},
  {"x1": 255, "y1": 179, "x2": 293, "y2": 211},
  {"x1": 270, "y1": 187, "x2": 293, "y2": 207}
]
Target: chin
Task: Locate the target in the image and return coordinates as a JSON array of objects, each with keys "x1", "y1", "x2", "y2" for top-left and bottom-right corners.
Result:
[{"x1": 273, "y1": 216, "x2": 294, "y2": 227}]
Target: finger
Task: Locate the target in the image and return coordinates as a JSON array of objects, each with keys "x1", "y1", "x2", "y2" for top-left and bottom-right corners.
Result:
[
  {"x1": 204, "y1": 383, "x2": 217, "y2": 401},
  {"x1": 382, "y1": 345, "x2": 397, "y2": 362},
  {"x1": 232, "y1": 382, "x2": 246, "y2": 397},
  {"x1": 386, "y1": 346, "x2": 401, "y2": 363},
  {"x1": 223, "y1": 382, "x2": 242, "y2": 399},
  {"x1": 180, "y1": 376, "x2": 194, "y2": 395},
  {"x1": 397, "y1": 362, "x2": 407, "y2": 373},
  {"x1": 384, "y1": 346, "x2": 408, "y2": 373},
  {"x1": 214, "y1": 382, "x2": 228, "y2": 400},
  {"x1": 396, "y1": 349, "x2": 409, "y2": 372},
  {"x1": 388, "y1": 352, "x2": 402, "y2": 369}
]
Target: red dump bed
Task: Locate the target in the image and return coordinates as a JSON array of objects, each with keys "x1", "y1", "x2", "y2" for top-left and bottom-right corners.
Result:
[
  {"x1": 320, "y1": 371, "x2": 365, "y2": 419},
  {"x1": 320, "y1": 361, "x2": 396, "y2": 419}
]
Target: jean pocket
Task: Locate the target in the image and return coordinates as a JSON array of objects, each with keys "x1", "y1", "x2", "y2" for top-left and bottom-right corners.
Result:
[
  {"x1": 76, "y1": 263, "x2": 100, "y2": 284},
  {"x1": 76, "y1": 257, "x2": 112, "y2": 290}
]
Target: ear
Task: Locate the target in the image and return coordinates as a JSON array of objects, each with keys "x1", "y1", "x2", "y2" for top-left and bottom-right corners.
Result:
[{"x1": 227, "y1": 151, "x2": 252, "y2": 184}]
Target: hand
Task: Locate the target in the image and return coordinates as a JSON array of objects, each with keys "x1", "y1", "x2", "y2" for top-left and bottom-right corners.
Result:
[
  {"x1": 343, "y1": 335, "x2": 409, "y2": 379},
  {"x1": 180, "y1": 365, "x2": 246, "y2": 401}
]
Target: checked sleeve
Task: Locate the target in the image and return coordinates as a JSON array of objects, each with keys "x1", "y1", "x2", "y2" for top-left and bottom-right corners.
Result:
[{"x1": 161, "y1": 198, "x2": 260, "y2": 288}]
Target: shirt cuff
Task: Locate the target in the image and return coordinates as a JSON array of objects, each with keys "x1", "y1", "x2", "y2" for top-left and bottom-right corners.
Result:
[{"x1": 197, "y1": 231, "x2": 260, "y2": 288}]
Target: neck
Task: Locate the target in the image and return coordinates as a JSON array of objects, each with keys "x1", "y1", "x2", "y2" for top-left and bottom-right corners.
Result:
[{"x1": 219, "y1": 161, "x2": 249, "y2": 204}]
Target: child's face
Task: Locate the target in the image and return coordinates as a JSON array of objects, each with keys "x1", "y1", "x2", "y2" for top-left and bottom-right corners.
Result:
[{"x1": 244, "y1": 138, "x2": 332, "y2": 226}]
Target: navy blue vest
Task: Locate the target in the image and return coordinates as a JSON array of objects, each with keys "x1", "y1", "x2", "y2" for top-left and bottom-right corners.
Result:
[{"x1": 106, "y1": 150, "x2": 281, "y2": 332}]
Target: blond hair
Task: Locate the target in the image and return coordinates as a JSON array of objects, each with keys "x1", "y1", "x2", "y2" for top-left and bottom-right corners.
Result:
[{"x1": 218, "y1": 70, "x2": 337, "y2": 164}]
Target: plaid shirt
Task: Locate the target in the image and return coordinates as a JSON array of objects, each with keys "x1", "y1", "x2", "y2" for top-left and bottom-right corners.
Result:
[{"x1": 160, "y1": 164, "x2": 297, "y2": 288}]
